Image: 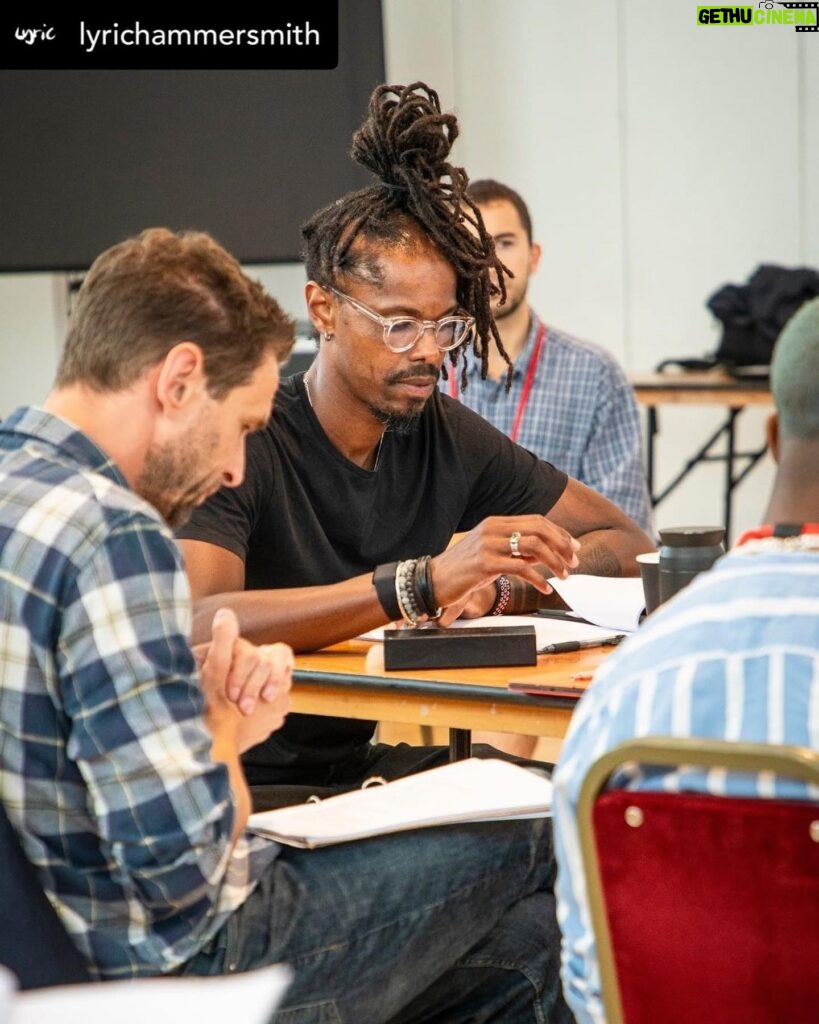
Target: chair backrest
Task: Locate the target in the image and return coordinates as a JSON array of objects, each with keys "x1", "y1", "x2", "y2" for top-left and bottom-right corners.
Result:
[
  {"x1": 577, "y1": 737, "x2": 819, "y2": 1024},
  {"x1": 0, "y1": 801, "x2": 90, "y2": 988}
]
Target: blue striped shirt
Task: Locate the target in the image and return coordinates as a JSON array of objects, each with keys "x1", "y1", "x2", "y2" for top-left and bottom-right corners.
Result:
[
  {"x1": 443, "y1": 313, "x2": 654, "y2": 533},
  {"x1": 0, "y1": 407, "x2": 278, "y2": 979},
  {"x1": 552, "y1": 548, "x2": 819, "y2": 1024}
]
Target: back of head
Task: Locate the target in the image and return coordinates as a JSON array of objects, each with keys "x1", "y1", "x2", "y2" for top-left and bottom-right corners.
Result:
[
  {"x1": 467, "y1": 179, "x2": 533, "y2": 244},
  {"x1": 58, "y1": 228, "x2": 295, "y2": 398},
  {"x1": 301, "y1": 82, "x2": 511, "y2": 381},
  {"x1": 771, "y1": 297, "x2": 819, "y2": 439}
]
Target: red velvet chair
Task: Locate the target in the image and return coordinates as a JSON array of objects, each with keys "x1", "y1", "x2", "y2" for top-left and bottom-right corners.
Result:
[{"x1": 576, "y1": 737, "x2": 819, "y2": 1024}]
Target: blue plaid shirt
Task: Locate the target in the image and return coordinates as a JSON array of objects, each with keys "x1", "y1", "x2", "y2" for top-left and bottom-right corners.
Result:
[
  {"x1": 0, "y1": 407, "x2": 278, "y2": 979},
  {"x1": 444, "y1": 314, "x2": 654, "y2": 533},
  {"x1": 552, "y1": 547, "x2": 819, "y2": 1024}
]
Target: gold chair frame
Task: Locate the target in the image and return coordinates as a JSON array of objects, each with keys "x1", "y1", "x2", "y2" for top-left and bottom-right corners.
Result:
[{"x1": 576, "y1": 736, "x2": 819, "y2": 1024}]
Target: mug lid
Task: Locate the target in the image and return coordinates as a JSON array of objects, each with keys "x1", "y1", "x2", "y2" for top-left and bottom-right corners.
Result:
[{"x1": 659, "y1": 526, "x2": 725, "y2": 547}]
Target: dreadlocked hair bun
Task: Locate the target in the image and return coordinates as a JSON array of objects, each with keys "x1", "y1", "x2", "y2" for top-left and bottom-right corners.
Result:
[
  {"x1": 352, "y1": 83, "x2": 459, "y2": 192},
  {"x1": 301, "y1": 81, "x2": 513, "y2": 388}
]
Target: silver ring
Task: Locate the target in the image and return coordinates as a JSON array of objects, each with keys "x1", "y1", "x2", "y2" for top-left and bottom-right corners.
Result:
[{"x1": 509, "y1": 531, "x2": 522, "y2": 558}]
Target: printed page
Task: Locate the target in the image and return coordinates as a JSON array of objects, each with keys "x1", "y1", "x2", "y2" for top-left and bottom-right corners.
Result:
[
  {"x1": 248, "y1": 758, "x2": 553, "y2": 848},
  {"x1": 11, "y1": 963, "x2": 291, "y2": 1024},
  {"x1": 546, "y1": 575, "x2": 645, "y2": 632}
]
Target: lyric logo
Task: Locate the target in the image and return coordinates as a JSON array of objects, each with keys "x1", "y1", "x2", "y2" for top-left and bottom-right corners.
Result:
[
  {"x1": 696, "y1": 3, "x2": 819, "y2": 29},
  {"x1": 1, "y1": 7, "x2": 338, "y2": 69},
  {"x1": 14, "y1": 23, "x2": 56, "y2": 44}
]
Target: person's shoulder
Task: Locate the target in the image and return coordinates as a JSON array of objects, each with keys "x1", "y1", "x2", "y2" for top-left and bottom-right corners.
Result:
[
  {"x1": 596, "y1": 548, "x2": 819, "y2": 683},
  {"x1": 540, "y1": 319, "x2": 630, "y2": 387},
  {"x1": 240, "y1": 372, "x2": 303, "y2": 463},
  {"x1": 433, "y1": 387, "x2": 520, "y2": 442},
  {"x1": 262, "y1": 372, "x2": 306, "y2": 437},
  {"x1": 429, "y1": 388, "x2": 567, "y2": 505},
  {"x1": 274, "y1": 372, "x2": 302, "y2": 403},
  {"x1": 708, "y1": 546, "x2": 819, "y2": 597},
  {"x1": 682, "y1": 547, "x2": 819, "y2": 594},
  {"x1": 3, "y1": 452, "x2": 174, "y2": 575},
  {"x1": 434, "y1": 386, "x2": 488, "y2": 423},
  {"x1": 548, "y1": 325, "x2": 626, "y2": 370}
]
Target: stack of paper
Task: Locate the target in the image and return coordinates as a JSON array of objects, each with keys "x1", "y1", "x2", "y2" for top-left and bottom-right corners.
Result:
[
  {"x1": 547, "y1": 575, "x2": 646, "y2": 633},
  {"x1": 9, "y1": 964, "x2": 291, "y2": 1024},
  {"x1": 248, "y1": 758, "x2": 553, "y2": 848}
]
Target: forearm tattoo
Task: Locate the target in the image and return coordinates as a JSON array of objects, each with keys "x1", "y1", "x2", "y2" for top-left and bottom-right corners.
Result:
[
  {"x1": 504, "y1": 541, "x2": 622, "y2": 613},
  {"x1": 577, "y1": 542, "x2": 621, "y2": 578}
]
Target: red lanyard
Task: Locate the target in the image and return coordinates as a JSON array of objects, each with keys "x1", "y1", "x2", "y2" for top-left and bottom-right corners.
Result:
[{"x1": 449, "y1": 323, "x2": 547, "y2": 443}]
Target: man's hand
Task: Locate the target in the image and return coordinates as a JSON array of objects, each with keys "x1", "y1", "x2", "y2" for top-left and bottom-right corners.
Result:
[
  {"x1": 436, "y1": 585, "x2": 495, "y2": 626},
  {"x1": 431, "y1": 515, "x2": 580, "y2": 614},
  {"x1": 198, "y1": 608, "x2": 293, "y2": 752}
]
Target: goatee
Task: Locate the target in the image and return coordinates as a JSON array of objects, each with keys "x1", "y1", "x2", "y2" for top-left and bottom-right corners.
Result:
[{"x1": 365, "y1": 402, "x2": 424, "y2": 435}]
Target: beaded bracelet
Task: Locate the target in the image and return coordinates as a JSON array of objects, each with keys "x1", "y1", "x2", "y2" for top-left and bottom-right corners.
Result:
[
  {"x1": 489, "y1": 574, "x2": 512, "y2": 615},
  {"x1": 395, "y1": 559, "x2": 425, "y2": 625}
]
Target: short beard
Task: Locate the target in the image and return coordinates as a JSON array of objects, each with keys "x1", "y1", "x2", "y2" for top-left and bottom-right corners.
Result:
[
  {"x1": 365, "y1": 401, "x2": 424, "y2": 435},
  {"x1": 136, "y1": 431, "x2": 217, "y2": 530},
  {"x1": 493, "y1": 290, "x2": 527, "y2": 321}
]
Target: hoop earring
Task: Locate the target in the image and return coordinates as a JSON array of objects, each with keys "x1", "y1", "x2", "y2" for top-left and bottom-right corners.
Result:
[{"x1": 323, "y1": 332, "x2": 334, "y2": 343}]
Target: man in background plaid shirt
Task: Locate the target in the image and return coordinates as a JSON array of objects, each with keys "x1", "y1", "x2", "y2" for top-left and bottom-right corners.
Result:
[{"x1": 444, "y1": 179, "x2": 653, "y2": 536}]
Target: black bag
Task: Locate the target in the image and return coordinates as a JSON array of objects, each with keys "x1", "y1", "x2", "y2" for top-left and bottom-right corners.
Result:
[
  {"x1": 657, "y1": 264, "x2": 819, "y2": 375},
  {"x1": 708, "y1": 264, "x2": 819, "y2": 368}
]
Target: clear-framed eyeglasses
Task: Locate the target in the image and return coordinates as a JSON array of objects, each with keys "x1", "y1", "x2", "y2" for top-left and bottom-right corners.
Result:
[{"x1": 328, "y1": 286, "x2": 476, "y2": 353}]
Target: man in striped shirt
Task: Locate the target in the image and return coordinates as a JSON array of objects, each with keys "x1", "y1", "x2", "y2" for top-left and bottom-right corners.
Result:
[{"x1": 552, "y1": 296, "x2": 819, "y2": 1024}]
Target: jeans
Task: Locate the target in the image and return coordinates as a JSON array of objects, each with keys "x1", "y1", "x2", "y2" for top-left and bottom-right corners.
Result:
[{"x1": 183, "y1": 816, "x2": 573, "y2": 1024}]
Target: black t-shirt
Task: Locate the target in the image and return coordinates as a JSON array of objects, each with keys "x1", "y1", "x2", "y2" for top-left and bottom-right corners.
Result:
[{"x1": 178, "y1": 373, "x2": 568, "y2": 781}]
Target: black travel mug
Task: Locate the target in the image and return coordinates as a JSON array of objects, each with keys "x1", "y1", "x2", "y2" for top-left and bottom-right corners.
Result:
[{"x1": 658, "y1": 526, "x2": 726, "y2": 605}]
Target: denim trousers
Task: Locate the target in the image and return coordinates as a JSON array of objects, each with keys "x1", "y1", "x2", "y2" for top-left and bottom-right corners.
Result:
[{"x1": 183, "y1": 816, "x2": 573, "y2": 1024}]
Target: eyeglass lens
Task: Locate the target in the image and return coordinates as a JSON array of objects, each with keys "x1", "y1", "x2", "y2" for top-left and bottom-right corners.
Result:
[{"x1": 385, "y1": 318, "x2": 472, "y2": 352}]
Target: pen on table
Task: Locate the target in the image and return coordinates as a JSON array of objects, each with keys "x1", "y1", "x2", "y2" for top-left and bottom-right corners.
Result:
[
  {"x1": 535, "y1": 608, "x2": 594, "y2": 626},
  {"x1": 540, "y1": 635, "x2": 624, "y2": 654}
]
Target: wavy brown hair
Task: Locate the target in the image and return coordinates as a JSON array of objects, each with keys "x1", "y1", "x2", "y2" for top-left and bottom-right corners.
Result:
[{"x1": 58, "y1": 228, "x2": 294, "y2": 398}]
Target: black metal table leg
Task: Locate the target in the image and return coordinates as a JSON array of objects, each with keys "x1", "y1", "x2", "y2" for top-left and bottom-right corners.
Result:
[
  {"x1": 449, "y1": 728, "x2": 472, "y2": 761},
  {"x1": 724, "y1": 408, "x2": 739, "y2": 544},
  {"x1": 647, "y1": 406, "x2": 657, "y2": 502}
]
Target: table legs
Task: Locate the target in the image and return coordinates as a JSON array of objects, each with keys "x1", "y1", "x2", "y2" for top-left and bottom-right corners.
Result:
[
  {"x1": 449, "y1": 728, "x2": 472, "y2": 761},
  {"x1": 645, "y1": 406, "x2": 767, "y2": 544}
]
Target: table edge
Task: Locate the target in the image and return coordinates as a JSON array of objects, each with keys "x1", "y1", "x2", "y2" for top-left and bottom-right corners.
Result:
[{"x1": 294, "y1": 666, "x2": 581, "y2": 709}]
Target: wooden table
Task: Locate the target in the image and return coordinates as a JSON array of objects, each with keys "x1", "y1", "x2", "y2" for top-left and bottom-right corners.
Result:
[
  {"x1": 630, "y1": 371, "x2": 772, "y2": 542},
  {"x1": 293, "y1": 639, "x2": 612, "y2": 759}
]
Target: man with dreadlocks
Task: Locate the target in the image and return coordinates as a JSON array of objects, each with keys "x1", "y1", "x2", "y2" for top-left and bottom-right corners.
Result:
[{"x1": 179, "y1": 82, "x2": 652, "y2": 799}]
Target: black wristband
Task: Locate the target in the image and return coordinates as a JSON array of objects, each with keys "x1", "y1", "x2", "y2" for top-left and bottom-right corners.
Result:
[
  {"x1": 372, "y1": 562, "x2": 402, "y2": 621},
  {"x1": 414, "y1": 555, "x2": 441, "y2": 619}
]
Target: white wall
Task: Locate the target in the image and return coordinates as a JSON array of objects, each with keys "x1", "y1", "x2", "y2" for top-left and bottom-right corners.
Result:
[
  {"x1": 2, "y1": 0, "x2": 817, "y2": 536},
  {"x1": 0, "y1": 262, "x2": 311, "y2": 418},
  {"x1": 384, "y1": 0, "x2": 819, "y2": 538}
]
